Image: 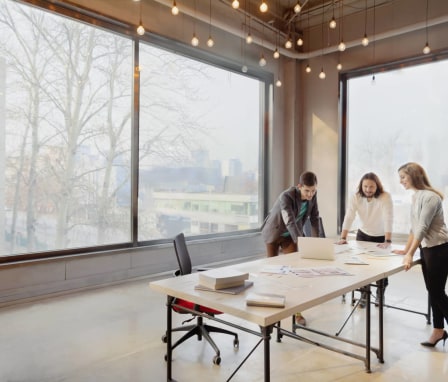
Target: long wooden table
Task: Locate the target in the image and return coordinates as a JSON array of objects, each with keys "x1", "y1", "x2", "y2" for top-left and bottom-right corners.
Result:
[{"x1": 150, "y1": 241, "x2": 417, "y2": 381}]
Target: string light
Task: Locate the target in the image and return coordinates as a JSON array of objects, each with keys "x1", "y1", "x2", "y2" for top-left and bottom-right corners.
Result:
[
  {"x1": 329, "y1": 17, "x2": 337, "y2": 29},
  {"x1": 171, "y1": 0, "x2": 179, "y2": 15},
  {"x1": 136, "y1": 0, "x2": 145, "y2": 35},
  {"x1": 423, "y1": 0, "x2": 431, "y2": 54},
  {"x1": 137, "y1": 24, "x2": 145, "y2": 36},
  {"x1": 329, "y1": 0, "x2": 336, "y2": 29},
  {"x1": 361, "y1": 0, "x2": 369, "y2": 46},
  {"x1": 207, "y1": 0, "x2": 214, "y2": 48},
  {"x1": 319, "y1": 68, "x2": 326, "y2": 79},
  {"x1": 362, "y1": 34, "x2": 369, "y2": 46},
  {"x1": 191, "y1": 33, "x2": 199, "y2": 46},
  {"x1": 191, "y1": 0, "x2": 198, "y2": 46}
]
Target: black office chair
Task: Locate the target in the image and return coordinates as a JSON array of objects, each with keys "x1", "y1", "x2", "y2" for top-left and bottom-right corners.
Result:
[{"x1": 162, "y1": 233, "x2": 239, "y2": 365}]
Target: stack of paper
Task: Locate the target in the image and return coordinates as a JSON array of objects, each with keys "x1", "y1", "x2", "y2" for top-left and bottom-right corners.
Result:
[{"x1": 198, "y1": 268, "x2": 249, "y2": 290}]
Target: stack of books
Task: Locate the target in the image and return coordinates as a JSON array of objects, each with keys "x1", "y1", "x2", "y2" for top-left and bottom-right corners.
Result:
[{"x1": 195, "y1": 268, "x2": 252, "y2": 294}]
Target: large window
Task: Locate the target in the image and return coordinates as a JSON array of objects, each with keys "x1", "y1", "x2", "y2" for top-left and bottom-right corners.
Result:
[
  {"x1": 0, "y1": 1, "x2": 266, "y2": 258},
  {"x1": 138, "y1": 43, "x2": 262, "y2": 240},
  {"x1": 344, "y1": 57, "x2": 448, "y2": 235},
  {"x1": 0, "y1": 1, "x2": 133, "y2": 256}
]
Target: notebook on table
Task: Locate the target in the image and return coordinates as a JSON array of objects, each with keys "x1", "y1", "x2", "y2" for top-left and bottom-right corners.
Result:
[{"x1": 298, "y1": 237, "x2": 336, "y2": 260}]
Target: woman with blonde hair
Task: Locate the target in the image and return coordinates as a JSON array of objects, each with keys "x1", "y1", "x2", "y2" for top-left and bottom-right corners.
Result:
[{"x1": 393, "y1": 162, "x2": 448, "y2": 347}]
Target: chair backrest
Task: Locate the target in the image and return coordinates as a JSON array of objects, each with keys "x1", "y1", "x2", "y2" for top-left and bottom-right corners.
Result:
[{"x1": 173, "y1": 233, "x2": 192, "y2": 275}]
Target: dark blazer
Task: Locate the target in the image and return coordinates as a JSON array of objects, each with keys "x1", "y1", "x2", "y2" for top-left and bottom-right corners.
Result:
[{"x1": 261, "y1": 186, "x2": 321, "y2": 244}]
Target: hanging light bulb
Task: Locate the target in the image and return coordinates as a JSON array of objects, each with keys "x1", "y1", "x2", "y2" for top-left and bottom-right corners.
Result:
[
  {"x1": 206, "y1": 0, "x2": 214, "y2": 47},
  {"x1": 259, "y1": 1, "x2": 268, "y2": 13},
  {"x1": 329, "y1": 17, "x2": 337, "y2": 29},
  {"x1": 330, "y1": 0, "x2": 337, "y2": 29},
  {"x1": 171, "y1": 0, "x2": 179, "y2": 15},
  {"x1": 259, "y1": 53, "x2": 266, "y2": 67},
  {"x1": 319, "y1": 68, "x2": 326, "y2": 79},
  {"x1": 338, "y1": 40, "x2": 346, "y2": 51},
  {"x1": 285, "y1": 37, "x2": 293, "y2": 49},
  {"x1": 361, "y1": 0, "x2": 369, "y2": 46},
  {"x1": 232, "y1": 0, "x2": 240, "y2": 9},
  {"x1": 361, "y1": 34, "x2": 369, "y2": 46},
  {"x1": 294, "y1": 1, "x2": 301, "y2": 13},
  {"x1": 246, "y1": 32, "x2": 253, "y2": 44},
  {"x1": 423, "y1": 0, "x2": 431, "y2": 55},
  {"x1": 137, "y1": 24, "x2": 145, "y2": 36},
  {"x1": 305, "y1": 64, "x2": 311, "y2": 73},
  {"x1": 337, "y1": 62, "x2": 342, "y2": 70},
  {"x1": 191, "y1": 33, "x2": 199, "y2": 46},
  {"x1": 276, "y1": 78, "x2": 282, "y2": 87},
  {"x1": 273, "y1": 48, "x2": 280, "y2": 59},
  {"x1": 136, "y1": 0, "x2": 145, "y2": 36},
  {"x1": 297, "y1": 36, "x2": 304, "y2": 46}
]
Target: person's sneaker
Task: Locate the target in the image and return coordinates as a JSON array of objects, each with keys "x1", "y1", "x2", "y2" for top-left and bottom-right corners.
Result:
[{"x1": 295, "y1": 313, "x2": 307, "y2": 326}]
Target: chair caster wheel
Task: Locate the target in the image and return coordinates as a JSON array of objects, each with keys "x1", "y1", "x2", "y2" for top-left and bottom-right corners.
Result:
[
  {"x1": 213, "y1": 355, "x2": 221, "y2": 365},
  {"x1": 233, "y1": 338, "x2": 239, "y2": 348},
  {"x1": 161, "y1": 334, "x2": 167, "y2": 343}
]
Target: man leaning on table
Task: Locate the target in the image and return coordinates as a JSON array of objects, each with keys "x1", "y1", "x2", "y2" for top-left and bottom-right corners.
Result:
[
  {"x1": 261, "y1": 171, "x2": 323, "y2": 326},
  {"x1": 337, "y1": 172, "x2": 393, "y2": 307}
]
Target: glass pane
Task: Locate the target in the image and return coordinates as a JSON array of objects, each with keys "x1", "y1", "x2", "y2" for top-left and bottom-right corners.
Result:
[
  {"x1": 138, "y1": 43, "x2": 262, "y2": 240},
  {"x1": 346, "y1": 60, "x2": 448, "y2": 234},
  {"x1": 0, "y1": 2, "x2": 133, "y2": 256}
]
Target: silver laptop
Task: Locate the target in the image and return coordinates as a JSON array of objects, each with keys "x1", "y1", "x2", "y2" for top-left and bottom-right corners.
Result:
[{"x1": 298, "y1": 237, "x2": 335, "y2": 260}]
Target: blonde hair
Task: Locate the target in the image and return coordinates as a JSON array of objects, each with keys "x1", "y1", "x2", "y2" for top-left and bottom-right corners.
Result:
[{"x1": 398, "y1": 162, "x2": 444, "y2": 199}]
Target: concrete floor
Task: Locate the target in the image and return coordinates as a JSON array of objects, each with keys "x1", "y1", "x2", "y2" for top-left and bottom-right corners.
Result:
[{"x1": 0, "y1": 264, "x2": 447, "y2": 381}]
